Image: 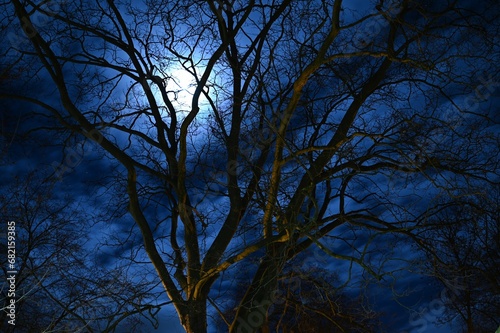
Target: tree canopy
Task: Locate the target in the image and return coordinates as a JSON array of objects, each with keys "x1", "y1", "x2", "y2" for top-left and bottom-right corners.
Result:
[{"x1": 1, "y1": 0, "x2": 499, "y2": 332}]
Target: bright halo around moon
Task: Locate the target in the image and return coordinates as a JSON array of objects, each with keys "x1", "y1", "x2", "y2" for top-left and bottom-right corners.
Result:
[
  {"x1": 147, "y1": 64, "x2": 208, "y2": 119},
  {"x1": 165, "y1": 67, "x2": 198, "y2": 111}
]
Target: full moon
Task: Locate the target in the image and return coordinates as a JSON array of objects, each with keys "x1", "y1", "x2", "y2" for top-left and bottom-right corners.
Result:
[{"x1": 166, "y1": 67, "x2": 198, "y2": 111}]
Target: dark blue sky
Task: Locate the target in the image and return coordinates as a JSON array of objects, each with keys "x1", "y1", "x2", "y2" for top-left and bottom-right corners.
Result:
[
  {"x1": 1, "y1": 71, "x2": 460, "y2": 333},
  {"x1": 1, "y1": 0, "x2": 499, "y2": 332}
]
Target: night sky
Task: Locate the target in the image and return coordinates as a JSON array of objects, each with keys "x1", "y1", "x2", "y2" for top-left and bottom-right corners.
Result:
[
  {"x1": 1, "y1": 0, "x2": 499, "y2": 332},
  {"x1": 1, "y1": 62, "x2": 460, "y2": 333}
]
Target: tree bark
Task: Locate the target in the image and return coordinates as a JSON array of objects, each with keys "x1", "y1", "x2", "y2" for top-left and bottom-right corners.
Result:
[
  {"x1": 229, "y1": 244, "x2": 287, "y2": 333},
  {"x1": 181, "y1": 298, "x2": 208, "y2": 333}
]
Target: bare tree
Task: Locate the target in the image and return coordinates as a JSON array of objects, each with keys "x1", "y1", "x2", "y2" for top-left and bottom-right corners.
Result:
[
  {"x1": 217, "y1": 262, "x2": 381, "y2": 332},
  {"x1": 1, "y1": 0, "x2": 499, "y2": 332},
  {"x1": 0, "y1": 173, "x2": 165, "y2": 332},
  {"x1": 419, "y1": 187, "x2": 500, "y2": 333}
]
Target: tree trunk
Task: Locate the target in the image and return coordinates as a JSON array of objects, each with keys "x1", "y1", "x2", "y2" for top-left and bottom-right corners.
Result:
[
  {"x1": 180, "y1": 298, "x2": 208, "y2": 333},
  {"x1": 466, "y1": 291, "x2": 474, "y2": 333},
  {"x1": 229, "y1": 244, "x2": 286, "y2": 333}
]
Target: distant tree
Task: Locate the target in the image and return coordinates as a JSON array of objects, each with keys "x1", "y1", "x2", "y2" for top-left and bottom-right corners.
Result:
[
  {"x1": 420, "y1": 188, "x2": 500, "y2": 333},
  {"x1": 0, "y1": 173, "x2": 165, "y2": 332},
  {"x1": 1, "y1": 0, "x2": 499, "y2": 332},
  {"x1": 215, "y1": 260, "x2": 381, "y2": 332},
  {"x1": 269, "y1": 275, "x2": 378, "y2": 332}
]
